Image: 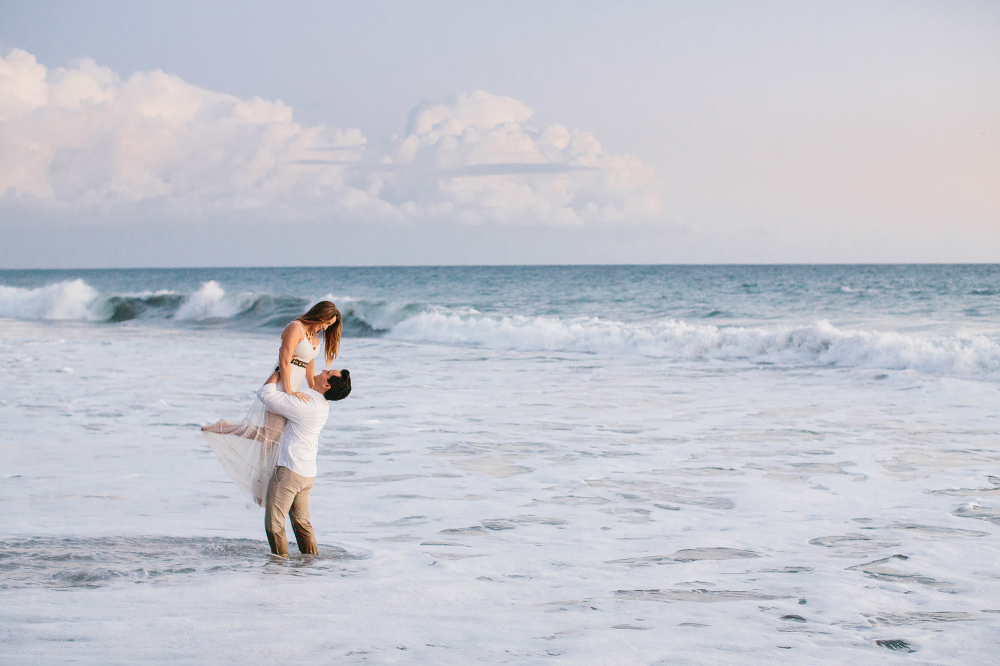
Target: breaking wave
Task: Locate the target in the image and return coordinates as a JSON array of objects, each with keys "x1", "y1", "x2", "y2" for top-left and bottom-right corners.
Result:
[
  {"x1": 0, "y1": 279, "x2": 424, "y2": 338},
  {"x1": 2, "y1": 279, "x2": 1000, "y2": 379},
  {"x1": 0, "y1": 279, "x2": 101, "y2": 320},
  {"x1": 388, "y1": 313, "x2": 1000, "y2": 379}
]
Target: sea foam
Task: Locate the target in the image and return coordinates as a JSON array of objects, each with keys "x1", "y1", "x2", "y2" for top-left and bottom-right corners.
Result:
[
  {"x1": 3, "y1": 277, "x2": 1000, "y2": 380},
  {"x1": 388, "y1": 313, "x2": 1000, "y2": 378},
  {"x1": 0, "y1": 280, "x2": 100, "y2": 320},
  {"x1": 173, "y1": 281, "x2": 257, "y2": 321}
]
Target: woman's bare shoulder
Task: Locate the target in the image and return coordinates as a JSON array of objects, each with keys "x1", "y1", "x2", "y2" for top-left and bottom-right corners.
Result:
[{"x1": 281, "y1": 319, "x2": 305, "y2": 342}]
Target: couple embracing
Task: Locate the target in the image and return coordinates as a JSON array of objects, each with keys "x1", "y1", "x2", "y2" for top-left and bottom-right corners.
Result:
[{"x1": 202, "y1": 301, "x2": 351, "y2": 557}]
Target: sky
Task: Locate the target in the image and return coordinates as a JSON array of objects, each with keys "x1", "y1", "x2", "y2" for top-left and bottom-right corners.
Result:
[{"x1": 0, "y1": 0, "x2": 998, "y2": 267}]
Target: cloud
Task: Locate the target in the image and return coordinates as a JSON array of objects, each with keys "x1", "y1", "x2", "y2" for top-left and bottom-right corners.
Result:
[
  {"x1": 441, "y1": 163, "x2": 598, "y2": 176},
  {"x1": 0, "y1": 48, "x2": 372, "y2": 218},
  {"x1": 369, "y1": 91, "x2": 661, "y2": 225},
  {"x1": 0, "y1": 49, "x2": 661, "y2": 226}
]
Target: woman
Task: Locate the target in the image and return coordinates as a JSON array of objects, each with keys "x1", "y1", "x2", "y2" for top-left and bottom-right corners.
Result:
[
  {"x1": 202, "y1": 301, "x2": 342, "y2": 505},
  {"x1": 276, "y1": 301, "x2": 342, "y2": 400}
]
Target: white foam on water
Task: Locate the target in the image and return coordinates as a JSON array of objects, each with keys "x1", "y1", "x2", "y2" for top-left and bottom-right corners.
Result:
[
  {"x1": 316, "y1": 293, "x2": 427, "y2": 331},
  {"x1": 389, "y1": 314, "x2": 1000, "y2": 379},
  {"x1": 122, "y1": 289, "x2": 178, "y2": 298},
  {"x1": 1, "y1": 321, "x2": 999, "y2": 662},
  {"x1": 173, "y1": 281, "x2": 256, "y2": 321},
  {"x1": 348, "y1": 301, "x2": 423, "y2": 331},
  {"x1": 0, "y1": 279, "x2": 100, "y2": 320},
  {"x1": 1, "y1": 276, "x2": 998, "y2": 382}
]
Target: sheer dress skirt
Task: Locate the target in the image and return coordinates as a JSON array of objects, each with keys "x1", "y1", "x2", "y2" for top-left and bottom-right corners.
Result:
[{"x1": 203, "y1": 368, "x2": 307, "y2": 505}]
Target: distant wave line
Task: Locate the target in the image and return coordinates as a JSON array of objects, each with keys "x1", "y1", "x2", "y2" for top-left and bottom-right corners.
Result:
[{"x1": 2, "y1": 279, "x2": 999, "y2": 381}]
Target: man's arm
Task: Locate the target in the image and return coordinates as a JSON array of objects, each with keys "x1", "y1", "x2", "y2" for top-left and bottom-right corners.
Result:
[{"x1": 257, "y1": 383, "x2": 314, "y2": 421}]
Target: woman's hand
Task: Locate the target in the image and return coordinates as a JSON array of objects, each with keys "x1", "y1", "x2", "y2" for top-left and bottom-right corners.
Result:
[{"x1": 290, "y1": 391, "x2": 311, "y2": 403}]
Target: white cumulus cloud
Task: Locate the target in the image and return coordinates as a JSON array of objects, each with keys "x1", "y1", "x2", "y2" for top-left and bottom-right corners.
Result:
[
  {"x1": 370, "y1": 91, "x2": 661, "y2": 225},
  {"x1": 0, "y1": 49, "x2": 661, "y2": 226}
]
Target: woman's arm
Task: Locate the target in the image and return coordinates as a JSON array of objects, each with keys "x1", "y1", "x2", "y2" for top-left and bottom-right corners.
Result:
[
  {"x1": 277, "y1": 322, "x2": 310, "y2": 402},
  {"x1": 305, "y1": 359, "x2": 315, "y2": 389}
]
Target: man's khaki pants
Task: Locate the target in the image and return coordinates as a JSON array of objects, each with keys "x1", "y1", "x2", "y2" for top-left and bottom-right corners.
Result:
[{"x1": 264, "y1": 466, "x2": 318, "y2": 556}]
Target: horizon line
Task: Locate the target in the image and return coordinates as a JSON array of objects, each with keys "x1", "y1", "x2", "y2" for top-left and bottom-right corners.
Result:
[{"x1": 2, "y1": 262, "x2": 999, "y2": 271}]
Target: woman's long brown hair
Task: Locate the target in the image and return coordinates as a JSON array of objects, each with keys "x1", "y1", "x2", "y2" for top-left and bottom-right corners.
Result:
[{"x1": 298, "y1": 301, "x2": 341, "y2": 365}]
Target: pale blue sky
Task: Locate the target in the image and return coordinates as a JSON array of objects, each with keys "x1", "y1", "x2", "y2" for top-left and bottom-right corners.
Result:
[{"x1": 1, "y1": 1, "x2": 997, "y2": 266}]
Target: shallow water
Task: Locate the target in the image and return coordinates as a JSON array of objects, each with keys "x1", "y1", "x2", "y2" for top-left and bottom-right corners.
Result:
[
  {"x1": 2, "y1": 266, "x2": 1000, "y2": 662},
  {"x1": 0, "y1": 536, "x2": 360, "y2": 589}
]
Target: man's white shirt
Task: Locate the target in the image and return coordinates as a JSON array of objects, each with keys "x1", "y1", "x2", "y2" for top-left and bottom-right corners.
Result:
[{"x1": 256, "y1": 383, "x2": 330, "y2": 478}]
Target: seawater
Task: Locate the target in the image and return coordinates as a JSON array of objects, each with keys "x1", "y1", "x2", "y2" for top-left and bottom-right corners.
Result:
[
  {"x1": 1, "y1": 265, "x2": 999, "y2": 663},
  {"x1": 3, "y1": 264, "x2": 1000, "y2": 372}
]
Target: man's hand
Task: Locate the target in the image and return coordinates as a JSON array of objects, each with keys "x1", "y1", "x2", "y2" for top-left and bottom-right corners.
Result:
[{"x1": 264, "y1": 371, "x2": 280, "y2": 385}]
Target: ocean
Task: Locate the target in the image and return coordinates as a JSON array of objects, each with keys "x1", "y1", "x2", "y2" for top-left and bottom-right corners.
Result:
[{"x1": 2, "y1": 264, "x2": 999, "y2": 663}]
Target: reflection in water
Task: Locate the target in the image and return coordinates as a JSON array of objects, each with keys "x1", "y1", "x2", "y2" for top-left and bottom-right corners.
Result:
[{"x1": 0, "y1": 536, "x2": 366, "y2": 589}]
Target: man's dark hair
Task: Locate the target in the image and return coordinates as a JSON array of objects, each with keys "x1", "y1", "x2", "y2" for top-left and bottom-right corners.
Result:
[{"x1": 324, "y1": 369, "x2": 351, "y2": 401}]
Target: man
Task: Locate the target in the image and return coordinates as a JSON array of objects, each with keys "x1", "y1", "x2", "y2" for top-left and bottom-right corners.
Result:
[{"x1": 255, "y1": 367, "x2": 351, "y2": 557}]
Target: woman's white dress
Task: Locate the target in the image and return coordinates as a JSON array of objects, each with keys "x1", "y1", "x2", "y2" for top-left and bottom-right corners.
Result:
[{"x1": 202, "y1": 328, "x2": 321, "y2": 505}]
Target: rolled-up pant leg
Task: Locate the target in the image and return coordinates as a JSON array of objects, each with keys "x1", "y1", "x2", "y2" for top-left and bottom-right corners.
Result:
[
  {"x1": 264, "y1": 466, "x2": 316, "y2": 556},
  {"x1": 289, "y1": 476, "x2": 317, "y2": 555}
]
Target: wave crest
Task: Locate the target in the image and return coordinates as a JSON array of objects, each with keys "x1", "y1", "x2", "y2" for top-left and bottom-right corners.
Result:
[
  {"x1": 173, "y1": 281, "x2": 257, "y2": 321},
  {"x1": 0, "y1": 279, "x2": 100, "y2": 320},
  {"x1": 389, "y1": 313, "x2": 1000, "y2": 378},
  {"x1": 0, "y1": 280, "x2": 428, "y2": 337},
  {"x1": 3, "y1": 278, "x2": 999, "y2": 380}
]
